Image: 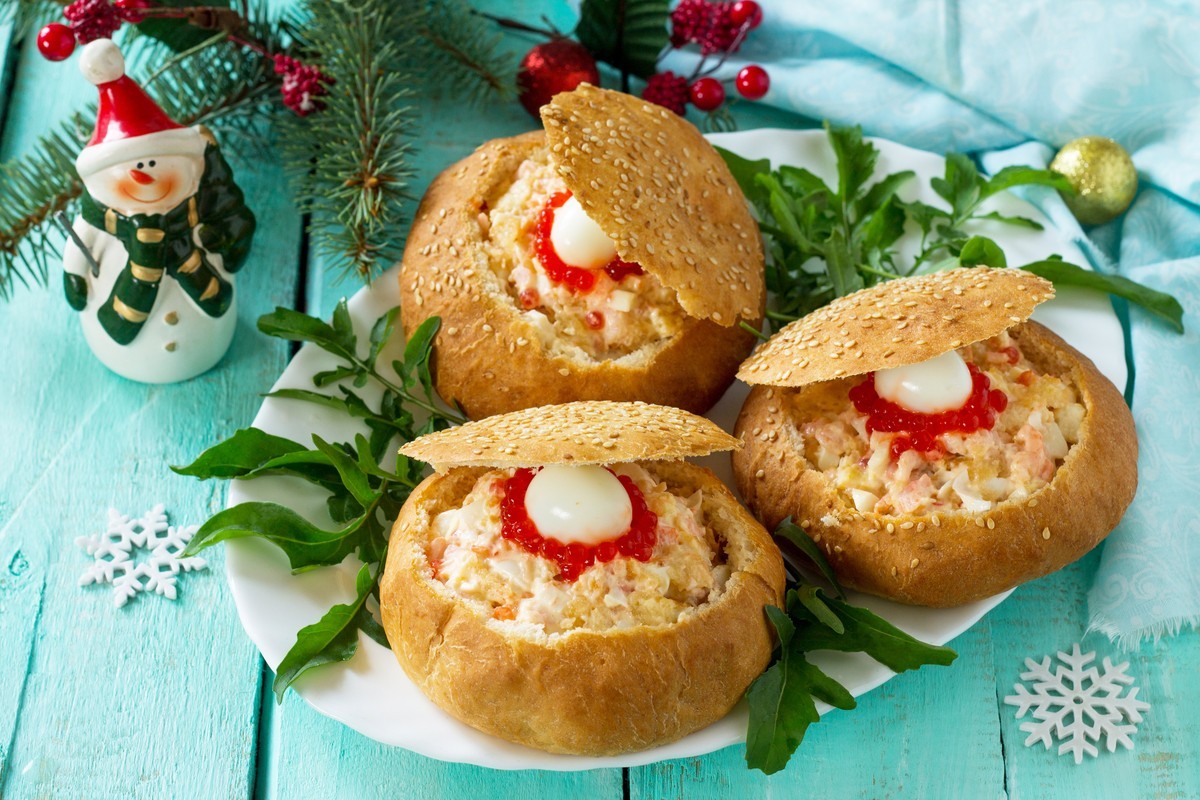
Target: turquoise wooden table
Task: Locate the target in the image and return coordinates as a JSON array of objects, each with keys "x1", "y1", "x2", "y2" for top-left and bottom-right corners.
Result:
[{"x1": 2, "y1": 3, "x2": 1198, "y2": 797}]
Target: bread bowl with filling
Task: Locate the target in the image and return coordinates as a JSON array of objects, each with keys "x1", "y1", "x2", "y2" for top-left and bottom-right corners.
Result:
[
  {"x1": 732, "y1": 267, "x2": 1137, "y2": 607},
  {"x1": 399, "y1": 84, "x2": 764, "y2": 420},
  {"x1": 380, "y1": 401, "x2": 785, "y2": 756}
]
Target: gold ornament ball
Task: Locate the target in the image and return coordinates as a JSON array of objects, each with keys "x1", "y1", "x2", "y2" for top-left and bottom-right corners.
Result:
[{"x1": 1049, "y1": 136, "x2": 1138, "y2": 226}]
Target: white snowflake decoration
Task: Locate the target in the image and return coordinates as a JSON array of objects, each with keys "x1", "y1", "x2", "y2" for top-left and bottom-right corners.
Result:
[
  {"x1": 1004, "y1": 643, "x2": 1150, "y2": 764},
  {"x1": 76, "y1": 504, "x2": 207, "y2": 607}
]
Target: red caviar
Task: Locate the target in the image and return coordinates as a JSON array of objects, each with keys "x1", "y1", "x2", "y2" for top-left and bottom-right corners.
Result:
[
  {"x1": 534, "y1": 191, "x2": 644, "y2": 294},
  {"x1": 500, "y1": 467, "x2": 658, "y2": 581},
  {"x1": 849, "y1": 362, "x2": 1008, "y2": 460}
]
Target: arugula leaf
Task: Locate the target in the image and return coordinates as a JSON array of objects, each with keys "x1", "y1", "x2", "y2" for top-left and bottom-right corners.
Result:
[
  {"x1": 171, "y1": 427, "x2": 307, "y2": 479},
  {"x1": 183, "y1": 501, "x2": 372, "y2": 570},
  {"x1": 745, "y1": 606, "x2": 856, "y2": 774},
  {"x1": 272, "y1": 562, "x2": 381, "y2": 702},
  {"x1": 720, "y1": 122, "x2": 1184, "y2": 335},
  {"x1": 958, "y1": 236, "x2": 1008, "y2": 269},
  {"x1": 179, "y1": 306, "x2": 465, "y2": 702},
  {"x1": 773, "y1": 518, "x2": 844, "y2": 598},
  {"x1": 1022, "y1": 259, "x2": 1185, "y2": 333},
  {"x1": 787, "y1": 591, "x2": 958, "y2": 672}
]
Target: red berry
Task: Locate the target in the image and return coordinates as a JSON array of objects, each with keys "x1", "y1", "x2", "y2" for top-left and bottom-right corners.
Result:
[
  {"x1": 37, "y1": 24, "x2": 76, "y2": 61},
  {"x1": 114, "y1": 0, "x2": 151, "y2": 23},
  {"x1": 584, "y1": 310, "x2": 605, "y2": 330},
  {"x1": 730, "y1": 0, "x2": 763, "y2": 28},
  {"x1": 735, "y1": 65, "x2": 770, "y2": 99},
  {"x1": 689, "y1": 77, "x2": 725, "y2": 111},
  {"x1": 642, "y1": 70, "x2": 690, "y2": 115}
]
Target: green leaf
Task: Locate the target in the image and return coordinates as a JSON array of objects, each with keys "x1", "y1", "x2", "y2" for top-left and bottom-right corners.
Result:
[
  {"x1": 183, "y1": 501, "x2": 368, "y2": 570},
  {"x1": 310, "y1": 435, "x2": 378, "y2": 508},
  {"x1": 272, "y1": 563, "x2": 375, "y2": 702},
  {"x1": 171, "y1": 428, "x2": 307, "y2": 480},
  {"x1": 973, "y1": 211, "x2": 1044, "y2": 230},
  {"x1": 367, "y1": 307, "x2": 400, "y2": 368},
  {"x1": 401, "y1": 316, "x2": 441, "y2": 396},
  {"x1": 932, "y1": 152, "x2": 982, "y2": 217},
  {"x1": 745, "y1": 606, "x2": 856, "y2": 774},
  {"x1": 856, "y1": 170, "x2": 915, "y2": 221},
  {"x1": 1021, "y1": 260, "x2": 1185, "y2": 333},
  {"x1": 330, "y1": 298, "x2": 357, "y2": 352},
  {"x1": 958, "y1": 236, "x2": 1008, "y2": 268},
  {"x1": 716, "y1": 146, "x2": 772, "y2": 208},
  {"x1": 859, "y1": 196, "x2": 907, "y2": 258},
  {"x1": 773, "y1": 519, "x2": 845, "y2": 598},
  {"x1": 982, "y1": 165, "x2": 1075, "y2": 198},
  {"x1": 792, "y1": 585, "x2": 844, "y2": 634},
  {"x1": 824, "y1": 228, "x2": 864, "y2": 297},
  {"x1": 258, "y1": 307, "x2": 357, "y2": 361},
  {"x1": 793, "y1": 595, "x2": 958, "y2": 672},
  {"x1": 576, "y1": 0, "x2": 670, "y2": 79},
  {"x1": 826, "y1": 123, "x2": 878, "y2": 204}
]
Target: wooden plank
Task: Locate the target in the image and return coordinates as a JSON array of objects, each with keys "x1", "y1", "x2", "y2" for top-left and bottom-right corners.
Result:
[
  {"x1": 269, "y1": 692, "x2": 624, "y2": 799},
  {"x1": 631, "y1": 620, "x2": 1006, "y2": 799},
  {"x1": 0, "y1": 33, "x2": 300, "y2": 799},
  {"x1": 990, "y1": 551, "x2": 1200, "y2": 798}
]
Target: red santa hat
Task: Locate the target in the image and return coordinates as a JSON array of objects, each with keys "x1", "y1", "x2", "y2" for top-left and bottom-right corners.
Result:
[{"x1": 74, "y1": 39, "x2": 206, "y2": 179}]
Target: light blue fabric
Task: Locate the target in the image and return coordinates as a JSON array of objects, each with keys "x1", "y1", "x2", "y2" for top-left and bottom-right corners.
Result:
[{"x1": 665, "y1": 0, "x2": 1200, "y2": 647}]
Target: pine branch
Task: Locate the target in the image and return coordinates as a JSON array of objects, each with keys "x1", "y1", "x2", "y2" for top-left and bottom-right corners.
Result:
[
  {"x1": 418, "y1": 0, "x2": 517, "y2": 104},
  {"x1": 280, "y1": 0, "x2": 421, "y2": 283},
  {"x1": 0, "y1": 0, "x2": 65, "y2": 38}
]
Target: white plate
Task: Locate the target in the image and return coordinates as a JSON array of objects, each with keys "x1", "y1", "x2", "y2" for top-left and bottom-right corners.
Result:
[{"x1": 226, "y1": 129, "x2": 1127, "y2": 771}]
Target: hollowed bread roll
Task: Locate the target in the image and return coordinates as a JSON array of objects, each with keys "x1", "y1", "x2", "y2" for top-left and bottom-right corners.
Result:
[
  {"x1": 399, "y1": 85, "x2": 764, "y2": 419},
  {"x1": 733, "y1": 268, "x2": 1137, "y2": 607},
  {"x1": 381, "y1": 402, "x2": 785, "y2": 755}
]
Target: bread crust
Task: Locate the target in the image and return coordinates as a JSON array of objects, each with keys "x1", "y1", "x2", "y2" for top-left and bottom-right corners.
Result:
[
  {"x1": 399, "y1": 132, "x2": 760, "y2": 421},
  {"x1": 732, "y1": 321, "x2": 1137, "y2": 607},
  {"x1": 380, "y1": 460, "x2": 785, "y2": 755},
  {"x1": 398, "y1": 400, "x2": 740, "y2": 471}
]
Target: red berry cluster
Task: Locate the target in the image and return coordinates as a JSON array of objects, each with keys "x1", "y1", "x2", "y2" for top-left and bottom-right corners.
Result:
[
  {"x1": 273, "y1": 54, "x2": 333, "y2": 117},
  {"x1": 644, "y1": 0, "x2": 770, "y2": 115},
  {"x1": 501, "y1": 468, "x2": 659, "y2": 582},
  {"x1": 848, "y1": 364, "x2": 1010, "y2": 461},
  {"x1": 37, "y1": 0, "x2": 149, "y2": 61}
]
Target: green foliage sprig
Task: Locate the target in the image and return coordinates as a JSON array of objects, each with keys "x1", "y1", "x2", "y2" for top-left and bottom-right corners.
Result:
[
  {"x1": 718, "y1": 124, "x2": 1185, "y2": 333},
  {"x1": 173, "y1": 304, "x2": 464, "y2": 699},
  {"x1": 745, "y1": 520, "x2": 957, "y2": 774},
  {"x1": 0, "y1": 0, "x2": 515, "y2": 297}
]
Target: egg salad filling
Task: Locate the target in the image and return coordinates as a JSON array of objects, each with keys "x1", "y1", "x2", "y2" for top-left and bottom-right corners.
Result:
[
  {"x1": 427, "y1": 463, "x2": 731, "y2": 635},
  {"x1": 792, "y1": 331, "x2": 1085, "y2": 515},
  {"x1": 485, "y1": 152, "x2": 688, "y2": 359}
]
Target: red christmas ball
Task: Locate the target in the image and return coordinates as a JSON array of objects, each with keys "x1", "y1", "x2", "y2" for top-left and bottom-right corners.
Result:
[
  {"x1": 735, "y1": 65, "x2": 770, "y2": 99},
  {"x1": 689, "y1": 77, "x2": 725, "y2": 111},
  {"x1": 37, "y1": 23, "x2": 76, "y2": 61},
  {"x1": 518, "y1": 39, "x2": 600, "y2": 118},
  {"x1": 730, "y1": 0, "x2": 763, "y2": 29}
]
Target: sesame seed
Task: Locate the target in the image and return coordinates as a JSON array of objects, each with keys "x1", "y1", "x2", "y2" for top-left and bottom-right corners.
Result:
[
  {"x1": 910, "y1": 558, "x2": 920, "y2": 568},
  {"x1": 886, "y1": 522, "x2": 895, "y2": 533},
  {"x1": 986, "y1": 518, "x2": 995, "y2": 530},
  {"x1": 975, "y1": 518, "x2": 986, "y2": 528},
  {"x1": 1042, "y1": 527, "x2": 1051, "y2": 540},
  {"x1": 755, "y1": 469, "x2": 765, "y2": 479},
  {"x1": 900, "y1": 521, "x2": 914, "y2": 530}
]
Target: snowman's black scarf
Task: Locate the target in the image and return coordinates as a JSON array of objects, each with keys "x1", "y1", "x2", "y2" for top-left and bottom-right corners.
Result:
[{"x1": 79, "y1": 141, "x2": 256, "y2": 345}]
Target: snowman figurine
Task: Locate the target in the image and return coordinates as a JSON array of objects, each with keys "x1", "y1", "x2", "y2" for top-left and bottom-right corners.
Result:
[{"x1": 63, "y1": 38, "x2": 255, "y2": 383}]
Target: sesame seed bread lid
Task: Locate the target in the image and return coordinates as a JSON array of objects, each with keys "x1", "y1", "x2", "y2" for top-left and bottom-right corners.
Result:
[
  {"x1": 398, "y1": 401, "x2": 741, "y2": 470},
  {"x1": 540, "y1": 84, "x2": 764, "y2": 326},
  {"x1": 738, "y1": 267, "x2": 1056, "y2": 386}
]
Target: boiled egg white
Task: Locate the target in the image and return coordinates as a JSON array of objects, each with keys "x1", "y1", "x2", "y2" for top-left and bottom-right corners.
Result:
[
  {"x1": 524, "y1": 464, "x2": 632, "y2": 545},
  {"x1": 875, "y1": 350, "x2": 972, "y2": 413},
  {"x1": 549, "y1": 196, "x2": 617, "y2": 270}
]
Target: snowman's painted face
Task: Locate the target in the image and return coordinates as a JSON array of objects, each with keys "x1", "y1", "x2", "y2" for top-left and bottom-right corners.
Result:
[{"x1": 86, "y1": 154, "x2": 202, "y2": 216}]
